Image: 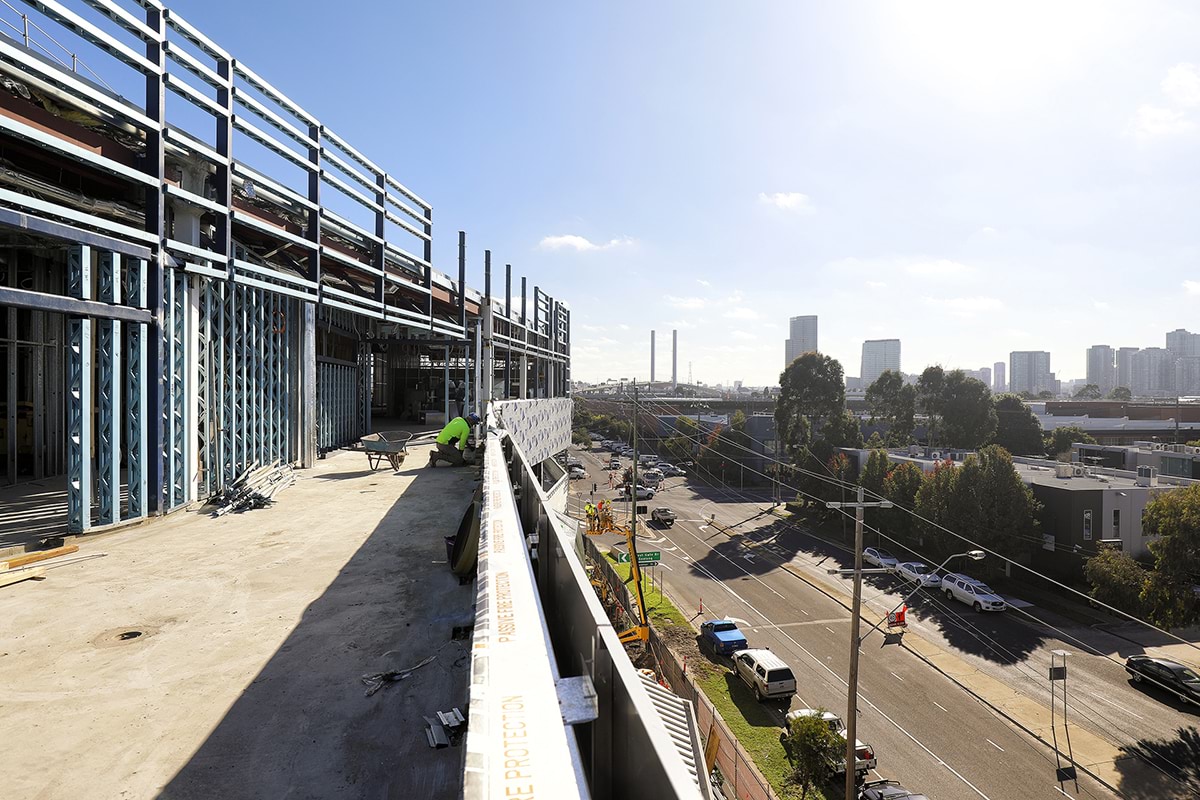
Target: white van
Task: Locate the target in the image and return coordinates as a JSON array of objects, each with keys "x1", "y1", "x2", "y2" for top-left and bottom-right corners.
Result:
[
  {"x1": 640, "y1": 469, "x2": 664, "y2": 488},
  {"x1": 732, "y1": 649, "x2": 797, "y2": 701}
]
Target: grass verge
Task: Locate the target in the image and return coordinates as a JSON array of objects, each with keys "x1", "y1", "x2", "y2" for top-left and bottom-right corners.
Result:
[{"x1": 603, "y1": 550, "x2": 832, "y2": 800}]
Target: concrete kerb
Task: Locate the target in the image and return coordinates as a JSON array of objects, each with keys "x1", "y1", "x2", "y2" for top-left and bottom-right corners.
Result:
[{"x1": 713, "y1": 525, "x2": 1134, "y2": 797}]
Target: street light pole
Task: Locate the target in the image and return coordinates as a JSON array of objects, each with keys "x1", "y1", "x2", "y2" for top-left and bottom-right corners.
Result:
[{"x1": 826, "y1": 486, "x2": 892, "y2": 800}]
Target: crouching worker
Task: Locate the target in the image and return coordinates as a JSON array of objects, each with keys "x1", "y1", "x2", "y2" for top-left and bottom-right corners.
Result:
[{"x1": 430, "y1": 412, "x2": 480, "y2": 467}]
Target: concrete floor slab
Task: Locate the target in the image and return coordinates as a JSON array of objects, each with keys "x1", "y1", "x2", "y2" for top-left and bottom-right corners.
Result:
[{"x1": 0, "y1": 445, "x2": 478, "y2": 800}]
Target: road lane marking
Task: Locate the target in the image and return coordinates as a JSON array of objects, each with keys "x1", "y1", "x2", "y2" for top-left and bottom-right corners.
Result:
[
  {"x1": 933, "y1": 701, "x2": 949, "y2": 713},
  {"x1": 1080, "y1": 689, "x2": 1144, "y2": 719},
  {"x1": 667, "y1": 523, "x2": 993, "y2": 799},
  {"x1": 890, "y1": 672, "x2": 904, "y2": 682},
  {"x1": 825, "y1": 626, "x2": 836, "y2": 634},
  {"x1": 1053, "y1": 787, "x2": 1069, "y2": 797},
  {"x1": 986, "y1": 739, "x2": 1004, "y2": 751}
]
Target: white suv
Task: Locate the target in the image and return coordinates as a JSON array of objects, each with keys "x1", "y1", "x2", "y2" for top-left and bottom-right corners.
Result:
[
  {"x1": 941, "y1": 573, "x2": 1006, "y2": 612},
  {"x1": 732, "y1": 649, "x2": 797, "y2": 702}
]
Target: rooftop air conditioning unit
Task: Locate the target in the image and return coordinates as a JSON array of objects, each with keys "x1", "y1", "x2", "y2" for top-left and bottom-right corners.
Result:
[
  {"x1": 1072, "y1": 464, "x2": 1086, "y2": 477},
  {"x1": 1136, "y1": 465, "x2": 1159, "y2": 487},
  {"x1": 1055, "y1": 463, "x2": 1074, "y2": 479},
  {"x1": 908, "y1": 444, "x2": 919, "y2": 456},
  {"x1": 931, "y1": 452, "x2": 941, "y2": 461}
]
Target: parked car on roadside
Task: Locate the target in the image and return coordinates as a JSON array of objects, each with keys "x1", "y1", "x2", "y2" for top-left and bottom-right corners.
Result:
[
  {"x1": 607, "y1": 460, "x2": 622, "y2": 470},
  {"x1": 858, "y1": 779, "x2": 927, "y2": 800},
  {"x1": 732, "y1": 649, "x2": 796, "y2": 702},
  {"x1": 863, "y1": 547, "x2": 899, "y2": 571},
  {"x1": 1125, "y1": 655, "x2": 1200, "y2": 705},
  {"x1": 699, "y1": 619, "x2": 747, "y2": 655},
  {"x1": 895, "y1": 561, "x2": 941, "y2": 588},
  {"x1": 941, "y1": 573, "x2": 1006, "y2": 612},
  {"x1": 568, "y1": 466, "x2": 587, "y2": 480},
  {"x1": 785, "y1": 709, "x2": 877, "y2": 780}
]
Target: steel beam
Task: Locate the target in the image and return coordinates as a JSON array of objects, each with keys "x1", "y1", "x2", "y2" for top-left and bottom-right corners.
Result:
[
  {"x1": 126, "y1": 258, "x2": 148, "y2": 519},
  {"x1": 66, "y1": 245, "x2": 92, "y2": 532}
]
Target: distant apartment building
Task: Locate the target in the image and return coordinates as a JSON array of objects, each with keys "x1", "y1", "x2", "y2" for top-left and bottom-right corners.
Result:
[
  {"x1": 979, "y1": 366, "x2": 992, "y2": 387},
  {"x1": 860, "y1": 339, "x2": 901, "y2": 385},
  {"x1": 1116, "y1": 347, "x2": 1138, "y2": 390},
  {"x1": 1176, "y1": 357, "x2": 1200, "y2": 397},
  {"x1": 784, "y1": 315, "x2": 818, "y2": 368},
  {"x1": 1086, "y1": 345, "x2": 1117, "y2": 394},
  {"x1": 1166, "y1": 328, "x2": 1200, "y2": 358},
  {"x1": 1132, "y1": 347, "x2": 1174, "y2": 397},
  {"x1": 993, "y1": 361, "x2": 1006, "y2": 392},
  {"x1": 1009, "y1": 351, "x2": 1055, "y2": 395}
]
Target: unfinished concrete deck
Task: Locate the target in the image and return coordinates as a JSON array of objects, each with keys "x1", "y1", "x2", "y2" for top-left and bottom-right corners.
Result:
[{"x1": 0, "y1": 443, "x2": 478, "y2": 800}]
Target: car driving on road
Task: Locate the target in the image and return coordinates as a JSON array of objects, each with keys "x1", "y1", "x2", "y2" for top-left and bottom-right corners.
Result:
[
  {"x1": 1125, "y1": 654, "x2": 1200, "y2": 705},
  {"x1": 620, "y1": 484, "x2": 656, "y2": 500},
  {"x1": 858, "y1": 779, "x2": 927, "y2": 799},
  {"x1": 650, "y1": 507, "x2": 676, "y2": 527},
  {"x1": 941, "y1": 573, "x2": 1006, "y2": 612},
  {"x1": 895, "y1": 561, "x2": 940, "y2": 588}
]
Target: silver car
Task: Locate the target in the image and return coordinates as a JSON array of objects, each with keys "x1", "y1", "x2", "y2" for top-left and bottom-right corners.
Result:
[{"x1": 896, "y1": 561, "x2": 941, "y2": 588}]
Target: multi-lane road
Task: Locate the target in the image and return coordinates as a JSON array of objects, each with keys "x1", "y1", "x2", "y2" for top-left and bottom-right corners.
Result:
[{"x1": 567, "y1": 443, "x2": 1200, "y2": 799}]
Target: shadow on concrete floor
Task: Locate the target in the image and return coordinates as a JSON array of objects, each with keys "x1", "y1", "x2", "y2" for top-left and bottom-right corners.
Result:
[{"x1": 157, "y1": 465, "x2": 477, "y2": 800}]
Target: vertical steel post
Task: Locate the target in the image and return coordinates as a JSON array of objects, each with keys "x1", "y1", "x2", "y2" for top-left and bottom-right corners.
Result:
[
  {"x1": 504, "y1": 263, "x2": 512, "y2": 398},
  {"x1": 5, "y1": 258, "x2": 15, "y2": 485},
  {"x1": 300, "y1": 303, "x2": 317, "y2": 466},
  {"x1": 144, "y1": 4, "x2": 166, "y2": 514},
  {"x1": 126, "y1": 259, "x2": 148, "y2": 519},
  {"x1": 66, "y1": 245, "x2": 92, "y2": 532},
  {"x1": 96, "y1": 251, "x2": 122, "y2": 525},
  {"x1": 457, "y1": 231, "x2": 467, "y2": 333}
]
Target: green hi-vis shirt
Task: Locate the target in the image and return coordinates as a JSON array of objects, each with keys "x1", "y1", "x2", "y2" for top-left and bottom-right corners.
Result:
[{"x1": 436, "y1": 417, "x2": 472, "y2": 450}]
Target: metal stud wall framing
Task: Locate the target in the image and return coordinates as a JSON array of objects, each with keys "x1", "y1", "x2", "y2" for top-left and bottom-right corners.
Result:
[
  {"x1": 66, "y1": 246, "x2": 92, "y2": 532},
  {"x1": 317, "y1": 358, "x2": 361, "y2": 451},
  {"x1": 96, "y1": 251, "x2": 122, "y2": 525},
  {"x1": 126, "y1": 257, "x2": 148, "y2": 519}
]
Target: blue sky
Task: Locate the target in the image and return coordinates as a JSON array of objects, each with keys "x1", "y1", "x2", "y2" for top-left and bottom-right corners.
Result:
[{"x1": 161, "y1": 2, "x2": 1200, "y2": 384}]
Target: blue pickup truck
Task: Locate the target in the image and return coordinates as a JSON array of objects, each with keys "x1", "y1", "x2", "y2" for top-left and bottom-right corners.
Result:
[{"x1": 699, "y1": 619, "x2": 748, "y2": 656}]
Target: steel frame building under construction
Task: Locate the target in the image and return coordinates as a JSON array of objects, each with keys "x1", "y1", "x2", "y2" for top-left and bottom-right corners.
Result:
[{"x1": 0, "y1": 0, "x2": 569, "y2": 537}]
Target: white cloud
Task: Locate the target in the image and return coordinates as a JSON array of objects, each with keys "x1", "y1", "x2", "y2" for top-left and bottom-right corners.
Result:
[
  {"x1": 1128, "y1": 104, "x2": 1197, "y2": 140},
  {"x1": 537, "y1": 234, "x2": 634, "y2": 252},
  {"x1": 906, "y1": 258, "x2": 974, "y2": 278},
  {"x1": 758, "y1": 192, "x2": 816, "y2": 215},
  {"x1": 730, "y1": 330, "x2": 756, "y2": 340},
  {"x1": 1163, "y1": 64, "x2": 1200, "y2": 108},
  {"x1": 865, "y1": 280, "x2": 887, "y2": 290},
  {"x1": 978, "y1": 226, "x2": 999, "y2": 237},
  {"x1": 924, "y1": 295, "x2": 1004, "y2": 315},
  {"x1": 618, "y1": 323, "x2": 630, "y2": 330},
  {"x1": 1093, "y1": 300, "x2": 1110, "y2": 310},
  {"x1": 666, "y1": 295, "x2": 706, "y2": 310},
  {"x1": 664, "y1": 319, "x2": 695, "y2": 329},
  {"x1": 723, "y1": 307, "x2": 760, "y2": 320},
  {"x1": 1185, "y1": 280, "x2": 1200, "y2": 294},
  {"x1": 696, "y1": 279, "x2": 711, "y2": 287}
]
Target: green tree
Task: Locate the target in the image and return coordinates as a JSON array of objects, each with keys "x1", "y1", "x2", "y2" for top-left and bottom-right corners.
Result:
[
  {"x1": 572, "y1": 427, "x2": 591, "y2": 447},
  {"x1": 1036, "y1": 390, "x2": 1055, "y2": 400},
  {"x1": 992, "y1": 394, "x2": 1044, "y2": 456},
  {"x1": 775, "y1": 352, "x2": 846, "y2": 459},
  {"x1": 662, "y1": 416, "x2": 698, "y2": 464},
  {"x1": 1074, "y1": 383, "x2": 1103, "y2": 400},
  {"x1": 866, "y1": 430, "x2": 885, "y2": 449},
  {"x1": 915, "y1": 459, "x2": 963, "y2": 558},
  {"x1": 916, "y1": 366, "x2": 946, "y2": 449},
  {"x1": 1106, "y1": 386, "x2": 1132, "y2": 401},
  {"x1": 1044, "y1": 425, "x2": 1097, "y2": 460},
  {"x1": 1140, "y1": 485, "x2": 1200, "y2": 627},
  {"x1": 865, "y1": 370, "x2": 917, "y2": 445},
  {"x1": 1084, "y1": 549, "x2": 1149, "y2": 617},
  {"x1": 939, "y1": 371, "x2": 997, "y2": 449},
  {"x1": 821, "y1": 410, "x2": 864, "y2": 449},
  {"x1": 861, "y1": 449, "x2": 891, "y2": 532},
  {"x1": 954, "y1": 446, "x2": 1039, "y2": 568},
  {"x1": 884, "y1": 461, "x2": 925, "y2": 546},
  {"x1": 783, "y1": 710, "x2": 840, "y2": 798}
]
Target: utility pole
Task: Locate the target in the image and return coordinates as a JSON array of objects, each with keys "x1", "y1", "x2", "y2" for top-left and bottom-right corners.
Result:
[{"x1": 826, "y1": 486, "x2": 893, "y2": 800}]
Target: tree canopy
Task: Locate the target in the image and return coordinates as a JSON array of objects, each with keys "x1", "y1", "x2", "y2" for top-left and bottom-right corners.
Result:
[
  {"x1": 992, "y1": 393, "x2": 1044, "y2": 456},
  {"x1": 938, "y1": 371, "x2": 997, "y2": 449},
  {"x1": 1106, "y1": 386, "x2": 1132, "y2": 401},
  {"x1": 775, "y1": 352, "x2": 846, "y2": 458},
  {"x1": 865, "y1": 370, "x2": 916, "y2": 445},
  {"x1": 1074, "y1": 383, "x2": 1103, "y2": 400},
  {"x1": 916, "y1": 366, "x2": 946, "y2": 448},
  {"x1": 1044, "y1": 425, "x2": 1097, "y2": 459},
  {"x1": 1141, "y1": 485, "x2": 1200, "y2": 627},
  {"x1": 783, "y1": 709, "x2": 840, "y2": 798}
]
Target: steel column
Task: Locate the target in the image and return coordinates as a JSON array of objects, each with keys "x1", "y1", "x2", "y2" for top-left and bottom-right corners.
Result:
[
  {"x1": 66, "y1": 245, "x2": 92, "y2": 532},
  {"x1": 126, "y1": 258, "x2": 148, "y2": 519},
  {"x1": 96, "y1": 251, "x2": 122, "y2": 525}
]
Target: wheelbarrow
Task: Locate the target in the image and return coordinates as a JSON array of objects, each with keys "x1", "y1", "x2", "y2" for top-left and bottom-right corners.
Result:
[{"x1": 360, "y1": 431, "x2": 413, "y2": 470}]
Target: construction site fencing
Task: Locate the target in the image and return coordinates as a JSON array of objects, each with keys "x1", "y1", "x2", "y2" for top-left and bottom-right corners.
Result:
[{"x1": 583, "y1": 536, "x2": 781, "y2": 800}]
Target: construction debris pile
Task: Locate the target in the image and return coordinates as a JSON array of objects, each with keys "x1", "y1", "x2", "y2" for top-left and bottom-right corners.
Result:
[
  {"x1": 424, "y1": 707, "x2": 466, "y2": 748},
  {"x1": 212, "y1": 462, "x2": 296, "y2": 517}
]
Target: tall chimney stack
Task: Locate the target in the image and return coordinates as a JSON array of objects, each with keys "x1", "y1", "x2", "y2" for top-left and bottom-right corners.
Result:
[
  {"x1": 672, "y1": 329, "x2": 678, "y2": 389},
  {"x1": 651, "y1": 330, "x2": 656, "y2": 383}
]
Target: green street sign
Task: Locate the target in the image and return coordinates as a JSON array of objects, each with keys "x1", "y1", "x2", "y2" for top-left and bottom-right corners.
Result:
[{"x1": 617, "y1": 550, "x2": 661, "y2": 564}]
